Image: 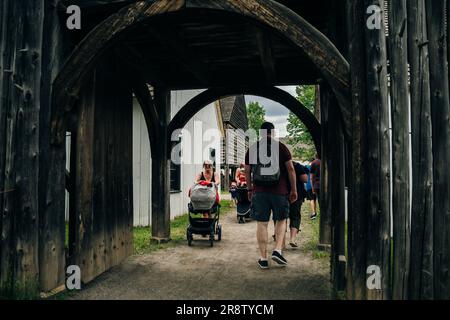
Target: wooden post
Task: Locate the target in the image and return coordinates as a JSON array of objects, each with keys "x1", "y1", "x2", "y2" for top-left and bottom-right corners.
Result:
[
  {"x1": 388, "y1": 0, "x2": 411, "y2": 300},
  {"x1": 346, "y1": 0, "x2": 369, "y2": 300},
  {"x1": 72, "y1": 55, "x2": 134, "y2": 284},
  {"x1": 151, "y1": 86, "x2": 171, "y2": 243},
  {"x1": 330, "y1": 98, "x2": 347, "y2": 294},
  {"x1": 1, "y1": 0, "x2": 45, "y2": 294},
  {"x1": 319, "y1": 84, "x2": 332, "y2": 249},
  {"x1": 407, "y1": 0, "x2": 434, "y2": 300},
  {"x1": 0, "y1": 0, "x2": 13, "y2": 292},
  {"x1": 426, "y1": 0, "x2": 450, "y2": 300},
  {"x1": 38, "y1": 0, "x2": 68, "y2": 292},
  {"x1": 364, "y1": 0, "x2": 391, "y2": 300}
]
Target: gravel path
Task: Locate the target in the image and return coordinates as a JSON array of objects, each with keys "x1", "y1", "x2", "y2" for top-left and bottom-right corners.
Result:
[{"x1": 71, "y1": 203, "x2": 330, "y2": 300}]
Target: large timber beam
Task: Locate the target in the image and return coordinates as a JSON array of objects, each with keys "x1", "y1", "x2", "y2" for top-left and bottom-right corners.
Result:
[
  {"x1": 407, "y1": 0, "x2": 434, "y2": 300},
  {"x1": 388, "y1": 0, "x2": 411, "y2": 300},
  {"x1": 255, "y1": 28, "x2": 277, "y2": 85},
  {"x1": 151, "y1": 86, "x2": 171, "y2": 243},
  {"x1": 168, "y1": 86, "x2": 321, "y2": 154},
  {"x1": 426, "y1": 0, "x2": 450, "y2": 300},
  {"x1": 364, "y1": 0, "x2": 391, "y2": 300},
  {"x1": 50, "y1": 0, "x2": 351, "y2": 146}
]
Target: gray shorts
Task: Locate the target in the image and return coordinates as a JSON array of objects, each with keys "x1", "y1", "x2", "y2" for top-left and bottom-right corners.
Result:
[{"x1": 250, "y1": 192, "x2": 290, "y2": 222}]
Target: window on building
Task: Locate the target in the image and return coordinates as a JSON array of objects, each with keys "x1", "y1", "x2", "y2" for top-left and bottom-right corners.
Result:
[
  {"x1": 170, "y1": 161, "x2": 181, "y2": 192},
  {"x1": 170, "y1": 135, "x2": 182, "y2": 192}
]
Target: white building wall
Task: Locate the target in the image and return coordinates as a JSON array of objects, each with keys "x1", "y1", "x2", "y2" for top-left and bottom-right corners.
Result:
[{"x1": 132, "y1": 90, "x2": 221, "y2": 226}]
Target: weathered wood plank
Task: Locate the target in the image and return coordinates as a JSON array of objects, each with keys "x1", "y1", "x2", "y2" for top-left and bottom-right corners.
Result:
[
  {"x1": 388, "y1": 0, "x2": 410, "y2": 300},
  {"x1": 426, "y1": 0, "x2": 450, "y2": 300},
  {"x1": 51, "y1": 0, "x2": 186, "y2": 144},
  {"x1": 345, "y1": 0, "x2": 368, "y2": 300},
  {"x1": 319, "y1": 84, "x2": 332, "y2": 248},
  {"x1": 38, "y1": 0, "x2": 68, "y2": 292},
  {"x1": 0, "y1": 0, "x2": 46, "y2": 294},
  {"x1": 407, "y1": 0, "x2": 434, "y2": 300},
  {"x1": 151, "y1": 86, "x2": 171, "y2": 241},
  {"x1": 364, "y1": 0, "x2": 391, "y2": 300},
  {"x1": 255, "y1": 29, "x2": 276, "y2": 85},
  {"x1": 0, "y1": 0, "x2": 14, "y2": 292},
  {"x1": 74, "y1": 74, "x2": 96, "y2": 284},
  {"x1": 186, "y1": 0, "x2": 351, "y2": 118}
]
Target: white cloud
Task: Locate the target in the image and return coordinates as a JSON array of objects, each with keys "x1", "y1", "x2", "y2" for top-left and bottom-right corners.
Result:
[{"x1": 245, "y1": 85, "x2": 297, "y2": 138}]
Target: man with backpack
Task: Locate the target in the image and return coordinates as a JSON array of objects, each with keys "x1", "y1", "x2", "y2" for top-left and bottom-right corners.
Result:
[{"x1": 244, "y1": 122, "x2": 298, "y2": 269}]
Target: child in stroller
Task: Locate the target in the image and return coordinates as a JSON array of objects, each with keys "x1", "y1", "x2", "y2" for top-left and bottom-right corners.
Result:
[
  {"x1": 187, "y1": 181, "x2": 222, "y2": 247},
  {"x1": 236, "y1": 185, "x2": 251, "y2": 223}
]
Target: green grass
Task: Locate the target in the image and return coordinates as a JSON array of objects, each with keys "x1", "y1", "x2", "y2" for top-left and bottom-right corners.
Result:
[
  {"x1": 133, "y1": 199, "x2": 232, "y2": 255},
  {"x1": 301, "y1": 205, "x2": 330, "y2": 262}
]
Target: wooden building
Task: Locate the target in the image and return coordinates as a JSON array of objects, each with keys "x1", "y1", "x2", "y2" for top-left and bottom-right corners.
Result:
[
  {"x1": 0, "y1": 0, "x2": 449, "y2": 300},
  {"x1": 216, "y1": 95, "x2": 249, "y2": 190}
]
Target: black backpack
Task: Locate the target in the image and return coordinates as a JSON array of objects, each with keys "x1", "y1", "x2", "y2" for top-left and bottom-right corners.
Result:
[{"x1": 251, "y1": 140, "x2": 281, "y2": 187}]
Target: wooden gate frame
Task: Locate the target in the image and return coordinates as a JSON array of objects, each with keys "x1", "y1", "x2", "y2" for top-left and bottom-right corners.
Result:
[
  {"x1": 169, "y1": 86, "x2": 322, "y2": 153},
  {"x1": 50, "y1": 0, "x2": 351, "y2": 145}
]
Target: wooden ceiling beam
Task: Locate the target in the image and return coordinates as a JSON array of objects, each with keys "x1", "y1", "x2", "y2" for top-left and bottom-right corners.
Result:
[
  {"x1": 143, "y1": 25, "x2": 209, "y2": 86},
  {"x1": 255, "y1": 28, "x2": 277, "y2": 85}
]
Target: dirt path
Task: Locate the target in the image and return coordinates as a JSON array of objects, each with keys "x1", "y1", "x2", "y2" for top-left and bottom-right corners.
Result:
[{"x1": 71, "y1": 201, "x2": 330, "y2": 300}]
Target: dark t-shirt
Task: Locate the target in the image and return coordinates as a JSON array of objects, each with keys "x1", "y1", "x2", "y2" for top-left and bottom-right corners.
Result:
[
  {"x1": 291, "y1": 162, "x2": 308, "y2": 201},
  {"x1": 310, "y1": 159, "x2": 321, "y2": 190},
  {"x1": 245, "y1": 139, "x2": 292, "y2": 195}
]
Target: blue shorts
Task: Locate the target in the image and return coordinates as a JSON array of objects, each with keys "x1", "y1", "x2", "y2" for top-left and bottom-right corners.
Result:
[{"x1": 250, "y1": 192, "x2": 290, "y2": 222}]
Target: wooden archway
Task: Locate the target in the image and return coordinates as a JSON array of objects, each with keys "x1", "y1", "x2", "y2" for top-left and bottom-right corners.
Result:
[
  {"x1": 51, "y1": 0, "x2": 351, "y2": 145},
  {"x1": 169, "y1": 86, "x2": 322, "y2": 153}
]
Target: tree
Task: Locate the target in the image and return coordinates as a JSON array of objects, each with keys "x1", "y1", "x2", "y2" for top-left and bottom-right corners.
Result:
[
  {"x1": 246, "y1": 101, "x2": 266, "y2": 138},
  {"x1": 286, "y1": 86, "x2": 316, "y2": 161}
]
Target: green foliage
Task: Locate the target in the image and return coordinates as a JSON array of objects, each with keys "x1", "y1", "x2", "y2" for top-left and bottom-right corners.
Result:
[
  {"x1": 246, "y1": 101, "x2": 266, "y2": 138},
  {"x1": 0, "y1": 276, "x2": 40, "y2": 300},
  {"x1": 286, "y1": 86, "x2": 317, "y2": 161}
]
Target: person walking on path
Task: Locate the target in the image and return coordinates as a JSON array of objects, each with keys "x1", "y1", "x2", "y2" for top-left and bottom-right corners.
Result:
[
  {"x1": 305, "y1": 163, "x2": 318, "y2": 220},
  {"x1": 310, "y1": 154, "x2": 321, "y2": 219},
  {"x1": 244, "y1": 122, "x2": 298, "y2": 269},
  {"x1": 286, "y1": 161, "x2": 308, "y2": 247}
]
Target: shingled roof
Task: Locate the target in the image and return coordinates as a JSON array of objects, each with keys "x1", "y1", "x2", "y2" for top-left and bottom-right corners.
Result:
[{"x1": 219, "y1": 95, "x2": 248, "y2": 131}]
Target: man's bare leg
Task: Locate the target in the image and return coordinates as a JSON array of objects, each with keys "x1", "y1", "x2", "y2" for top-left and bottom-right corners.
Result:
[
  {"x1": 290, "y1": 227, "x2": 299, "y2": 243},
  {"x1": 257, "y1": 221, "x2": 269, "y2": 259},
  {"x1": 310, "y1": 199, "x2": 316, "y2": 214},
  {"x1": 274, "y1": 219, "x2": 287, "y2": 251}
]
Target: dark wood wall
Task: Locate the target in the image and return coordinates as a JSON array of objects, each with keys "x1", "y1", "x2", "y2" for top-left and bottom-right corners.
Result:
[{"x1": 71, "y1": 56, "x2": 134, "y2": 284}]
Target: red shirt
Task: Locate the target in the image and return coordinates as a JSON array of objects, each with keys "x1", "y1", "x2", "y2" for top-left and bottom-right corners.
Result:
[{"x1": 245, "y1": 139, "x2": 292, "y2": 195}]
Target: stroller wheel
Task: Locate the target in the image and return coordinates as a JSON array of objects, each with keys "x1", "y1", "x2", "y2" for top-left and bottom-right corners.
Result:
[
  {"x1": 217, "y1": 225, "x2": 222, "y2": 241},
  {"x1": 187, "y1": 230, "x2": 192, "y2": 246}
]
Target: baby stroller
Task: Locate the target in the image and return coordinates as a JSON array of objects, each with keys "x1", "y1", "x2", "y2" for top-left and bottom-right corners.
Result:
[
  {"x1": 236, "y1": 185, "x2": 251, "y2": 224},
  {"x1": 187, "y1": 182, "x2": 222, "y2": 247}
]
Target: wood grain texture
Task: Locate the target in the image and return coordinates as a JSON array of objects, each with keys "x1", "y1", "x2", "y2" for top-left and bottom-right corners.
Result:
[
  {"x1": 407, "y1": 0, "x2": 434, "y2": 300},
  {"x1": 50, "y1": 0, "x2": 351, "y2": 145},
  {"x1": 426, "y1": 0, "x2": 450, "y2": 300},
  {"x1": 364, "y1": 0, "x2": 391, "y2": 300},
  {"x1": 388, "y1": 0, "x2": 410, "y2": 300}
]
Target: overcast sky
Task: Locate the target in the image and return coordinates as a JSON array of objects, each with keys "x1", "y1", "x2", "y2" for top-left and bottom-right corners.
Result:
[{"x1": 245, "y1": 85, "x2": 297, "y2": 137}]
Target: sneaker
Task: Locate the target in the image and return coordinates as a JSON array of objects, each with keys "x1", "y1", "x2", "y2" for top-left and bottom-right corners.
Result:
[
  {"x1": 271, "y1": 251, "x2": 288, "y2": 265},
  {"x1": 258, "y1": 259, "x2": 269, "y2": 269},
  {"x1": 310, "y1": 213, "x2": 317, "y2": 220},
  {"x1": 289, "y1": 241, "x2": 298, "y2": 248}
]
